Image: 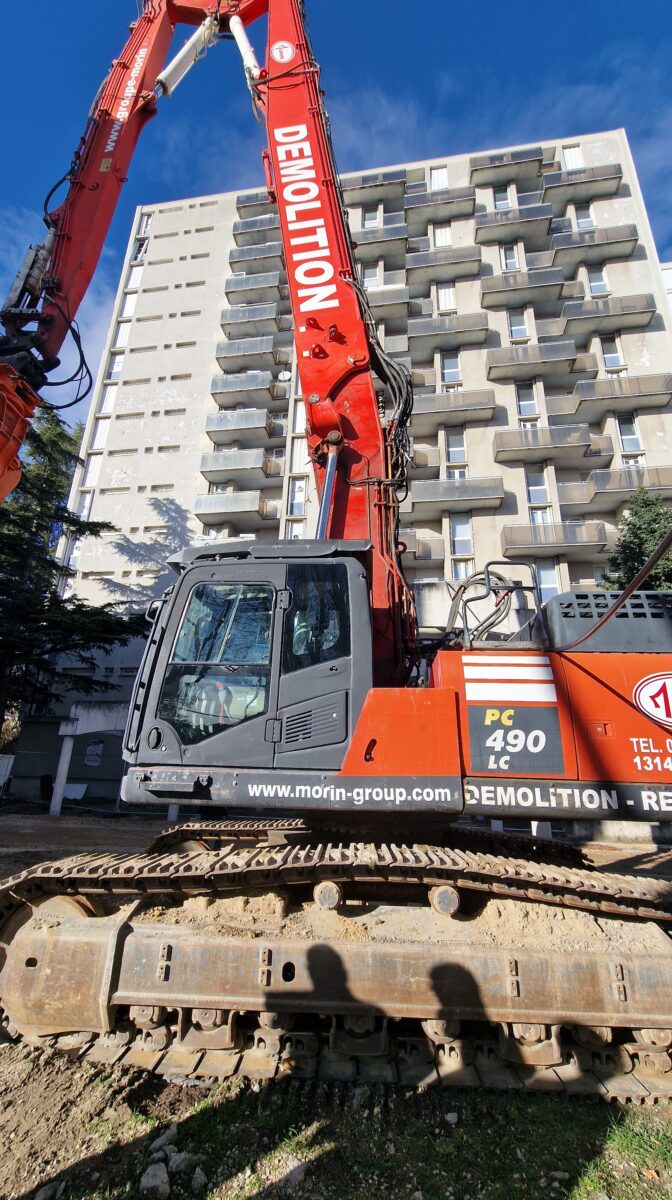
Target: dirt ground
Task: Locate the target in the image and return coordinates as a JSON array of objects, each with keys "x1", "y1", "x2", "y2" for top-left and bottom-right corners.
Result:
[{"x1": 0, "y1": 812, "x2": 670, "y2": 1200}]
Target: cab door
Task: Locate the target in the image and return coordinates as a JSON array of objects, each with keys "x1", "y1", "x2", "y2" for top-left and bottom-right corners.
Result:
[{"x1": 137, "y1": 563, "x2": 288, "y2": 768}]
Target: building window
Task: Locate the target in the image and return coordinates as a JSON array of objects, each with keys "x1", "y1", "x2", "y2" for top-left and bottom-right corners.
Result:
[
  {"x1": 90, "y1": 419, "x2": 109, "y2": 452},
  {"x1": 501, "y1": 243, "x2": 519, "y2": 271},
  {"x1": 508, "y1": 308, "x2": 528, "y2": 342},
  {"x1": 82, "y1": 455, "x2": 102, "y2": 488},
  {"x1": 516, "y1": 383, "x2": 538, "y2": 421},
  {"x1": 286, "y1": 519, "x2": 307, "y2": 540},
  {"x1": 433, "y1": 221, "x2": 452, "y2": 247},
  {"x1": 292, "y1": 403, "x2": 306, "y2": 433},
  {"x1": 601, "y1": 335, "x2": 625, "y2": 372},
  {"x1": 290, "y1": 437, "x2": 310, "y2": 473},
  {"x1": 288, "y1": 477, "x2": 307, "y2": 517},
  {"x1": 437, "y1": 282, "x2": 456, "y2": 313},
  {"x1": 429, "y1": 165, "x2": 449, "y2": 191},
  {"x1": 132, "y1": 238, "x2": 147, "y2": 264},
  {"x1": 113, "y1": 321, "x2": 130, "y2": 349},
  {"x1": 450, "y1": 512, "x2": 472, "y2": 555},
  {"x1": 493, "y1": 185, "x2": 512, "y2": 211},
  {"x1": 107, "y1": 353, "x2": 125, "y2": 380},
  {"x1": 440, "y1": 350, "x2": 461, "y2": 389},
  {"x1": 588, "y1": 265, "x2": 609, "y2": 296},
  {"x1": 120, "y1": 292, "x2": 138, "y2": 319},
  {"x1": 617, "y1": 415, "x2": 645, "y2": 468},
  {"x1": 535, "y1": 560, "x2": 559, "y2": 605},
  {"x1": 362, "y1": 262, "x2": 380, "y2": 289},
  {"x1": 449, "y1": 514, "x2": 473, "y2": 579},
  {"x1": 445, "y1": 428, "x2": 467, "y2": 475},
  {"x1": 563, "y1": 144, "x2": 584, "y2": 170},
  {"x1": 526, "y1": 465, "x2": 549, "y2": 505},
  {"x1": 530, "y1": 505, "x2": 553, "y2": 525},
  {"x1": 127, "y1": 264, "x2": 143, "y2": 289},
  {"x1": 98, "y1": 384, "x2": 117, "y2": 416},
  {"x1": 138, "y1": 212, "x2": 153, "y2": 237},
  {"x1": 362, "y1": 204, "x2": 379, "y2": 230},
  {"x1": 575, "y1": 202, "x2": 595, "y2": 230}
]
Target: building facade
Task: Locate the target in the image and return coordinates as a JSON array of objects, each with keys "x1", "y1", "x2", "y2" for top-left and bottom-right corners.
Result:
[{"x1": 11, "y1": 127, "x2": 672, "y2": 800}]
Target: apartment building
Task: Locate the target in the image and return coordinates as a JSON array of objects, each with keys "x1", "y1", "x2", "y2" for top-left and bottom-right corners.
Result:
[{"x1": 10, "y1": 127, "x2": 672, "y2": 800}]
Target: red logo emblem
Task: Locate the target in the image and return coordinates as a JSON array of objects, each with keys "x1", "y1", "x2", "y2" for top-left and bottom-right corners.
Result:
[{"x1": 633, "y1": 673, "x2": 672, "y2": 730}]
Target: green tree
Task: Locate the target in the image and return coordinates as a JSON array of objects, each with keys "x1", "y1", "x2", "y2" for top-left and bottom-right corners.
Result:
[
  {"x1": 0, "y1": 405, "x2": 145, "y2": 737},
  {"x1": 608, "y1": 489, "x2": 672, "y2": 590}
]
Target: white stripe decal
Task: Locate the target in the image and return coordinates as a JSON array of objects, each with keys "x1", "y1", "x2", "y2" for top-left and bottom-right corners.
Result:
[
  {"x1": 461, "y1": 655, "x2": 550, "y2": 665},
  {"x1": 465, "y1": 682, "x2": 558, "y2": 703},
  {"x1": 463, "y1": 665, "x2": 554, "y2": 681}
]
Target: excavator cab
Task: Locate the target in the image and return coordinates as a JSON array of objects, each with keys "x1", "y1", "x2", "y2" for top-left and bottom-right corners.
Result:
[{"x1": 123, "y1": 541, "x2": 373, "y2": 783}]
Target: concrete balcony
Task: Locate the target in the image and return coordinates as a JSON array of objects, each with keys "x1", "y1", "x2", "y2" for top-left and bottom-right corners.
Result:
[
  {"x1": 547, "y1": 224, "x2": 638, "y2": 270},
  {"x1": 405, "y1": 244, "x2": 482, "y2": 295},
  {"x1": 205, "y1": 409, "x2": 286, "y2": 447},
  {"x1": 403, "y1": 476, "x2": 505, "y2": 519},
  {"x1": 474, "y1": 204, "x2": 553, "y2": 248},
  {"x1": 486, "y1": 339, "x2": 598, "y2": 385},
  {"x1": 493, "y1": 423, "x2": 593, "y2": 464},
  {"x1": 399, "y1": 528, "x2": 446, "y2": 562},
  {"x1": 469, "y1": 146, "x2": 544, "y2": 185},
  {"x1": 229, "y1": 241, "x2": 284, "y2": 274},
  {"x1": 220, "y1": 302, "x2": 292, "y2": 337},
  {"x1": 547, "y1": 373, "x2": 672, "y2": 424},
  {"x1": 210, "y1": 370, "x2": 290, "y2": 410},
  {"x1": 225, "y1": 271, "x2": 283, "y2": 303},
  {"x1": 541, "y1": 164, "x2": 623, "y2": 214},
  {"x1": 480, "y1": 268, "x2": 566, "y2": 309},
  {"x1": 353, "y1": 221, "x2": 408, "y2": 266},
  {"x1": 408, "y1": 444, "x2": 441, "y2": 478},
  {"x1": 341, "y1": 167, "x2": 407, "y2": 204},
  {"x1": 232, "y1": 212, "x2": 280, "y2": 247},
  {"x1": 200, "y1": 448, "x2": 284, "y2": 487},
  {"x1": 501, "y1": 520, "x2": 609, "y2": 559},
  {"x1": 560, "y1": 294, "x2": 656, "y2": 345},
  {"x1": 410, "y1": 389, "x2": 496, "y2": 434},
  {"x1": 407, "y1": 313, "x2": 489, "y2": 361},
  {"x1": 558, "y1": 466, "x2": 672, "y2": 517},
  {"x1": 366, "y1": 279, "x2": 409, "y2": 319},
  {"x1": 216, "y1": 336, "x2": 292, "y2": 374},
  {"x1": 236, "y1": 189, "x2": 273, "y2": 219},
  {"x1": 195, "y1": 490, "x2": 282, "y2": 531},
  {"x1": 404, "y1": 184, "x2": 476, "y2": 234}
]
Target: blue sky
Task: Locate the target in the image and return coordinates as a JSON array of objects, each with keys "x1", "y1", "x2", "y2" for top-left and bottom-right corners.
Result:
[{"x1": 1, "y1": 0, "x2": 670, "y2": 419}]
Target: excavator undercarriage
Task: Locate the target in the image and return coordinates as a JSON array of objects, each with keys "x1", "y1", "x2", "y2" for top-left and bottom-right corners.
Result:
[{"x1": 2, "y1": 823, "x2": 671, "y2": 1102}]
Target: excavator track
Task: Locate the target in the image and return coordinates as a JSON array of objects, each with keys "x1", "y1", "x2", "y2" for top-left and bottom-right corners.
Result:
[{"x1": 1, "y1": 840, "x2": 671, "y2": 1103}]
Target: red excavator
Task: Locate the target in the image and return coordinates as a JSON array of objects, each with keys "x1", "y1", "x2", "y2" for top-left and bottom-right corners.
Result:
[{"x1": 1, "y1": 1, "x2": 671, "y2": 1098}]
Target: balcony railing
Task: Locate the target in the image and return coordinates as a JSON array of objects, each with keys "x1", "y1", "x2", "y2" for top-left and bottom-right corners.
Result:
[
  {"x1": 404, "y1": 244, "x2": 482, "y2": 290},
  {"x1": 232, "y1": 213, "x2": 280, "y2": 247},
  {"x1": 195, "y1": 490, "x2": 282, "y2": 529},
  {"x1": 407, "y1": 313, "x2": 489, "y2": 360},
  {"x1": 501, "y1": 521, "x2": 609, "y2": 557},
  {"x1": 229, "y1": 241, "x2": 284, "y2": 273},
  {"x1": 200, "y1": 449, "x2": 284, "y2": 486},
  {"x1": 216, "y1": 336, "x2": 291, "y2": 373},
  {"x1": 410, "y1": 389, "x2": 496, "y2": 433},
  {"x1": 341, "y1": 167, "x2": 407, "y2": 203},
  {"x1": 487, "y1": 339, "x2": 587, "y2": 382},
  {"x1": 236, "y1": 189, "x2": 273, "y2": 218},
  {"x1": 480, "y1": 267, "x2": 565, "y2": 309},
  {"x1": 547, "y1": 372, "x2": 672, "y2": 422},
  {"x1": 205, "y1": 409, "x2": 286, "y2": 446},
  {"x1": 548, "y1": 224, "x2": 638, "y2": 267},
  {"x1": 560, "y1": 293, "x2": 656, "y2": 343},
  {"x1": 474, "y1": 204, "x2": 553, "y2": 246},
  {"x1": 558, "y1": 466, "x2": 672, "y2": 514},
  {"x1": 224, "y1": 271, "x2": 283, "y2": 301},
  {"x1": 469, "y1": 146, "x2": 544, "y2": 185},
  {"x1": 541, "y1": 163, "x2": 623, "y2": 213},
  {"x1": 404, "y1": 185, "x2": 476, "y2": 232},
  {"x1": 404, "y1": 476, "x2": 505, "y2": 518},
  {"x1": 220, "y1": 302, "x2": 292, "y2": 337},
  {"x1": 493, "y1": 423, "x2": 592, "y2": 463}
]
